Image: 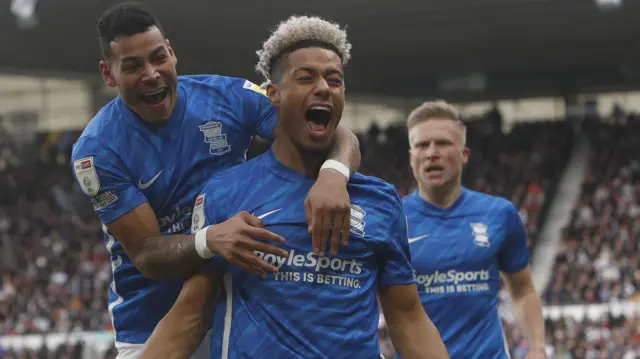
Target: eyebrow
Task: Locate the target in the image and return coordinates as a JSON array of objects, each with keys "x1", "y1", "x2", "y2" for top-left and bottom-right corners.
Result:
[
  {"x1": 121, "y1": 45, "x2": 166, "y2": 64},
  {"x1": 295, "y1": 66, "x2": 344, "y2": 78}
]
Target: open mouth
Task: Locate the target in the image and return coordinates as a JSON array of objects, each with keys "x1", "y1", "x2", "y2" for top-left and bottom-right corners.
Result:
[
  {"x1": 305, "y1": 105, "x2": 332, "y2": 135},
  {"x1": 140, "y1": 87, "x2": 169, "y2": 106},
  {"x1": 425, "y1": 165, "x2": 444, "y2": 174}
]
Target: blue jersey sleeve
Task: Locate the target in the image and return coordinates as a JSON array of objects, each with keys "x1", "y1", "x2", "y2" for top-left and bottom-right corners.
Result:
[
  {"x1": 379, "y1": 210, "x2": 416, "y2": 287},
  {"x1": 71, "y1": 136, "x2": 147, "y2": 224},
  {"x1": 235, "y1": 79, "x2": 277, "y2": 141},
  {"x1": 497, "y1": 204, "x2": 530, "y2": 273}
]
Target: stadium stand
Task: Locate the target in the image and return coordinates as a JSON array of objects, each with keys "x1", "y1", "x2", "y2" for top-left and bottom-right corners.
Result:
[{"x1": 544, "y1": 119, "x2": 640, "y2": 306}]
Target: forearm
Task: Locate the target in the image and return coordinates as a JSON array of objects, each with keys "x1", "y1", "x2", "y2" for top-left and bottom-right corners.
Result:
[
  {"x1": 328, "y1": 125, "x2": 361, "y2": 175},
  {"x1": 139, "y1": 271, "x2": 219, "y2": 359},
  {"x1": 137, "y1": 234, "x2": 203, "y2": 280},
  {"x1": 139, "y1": 308, "x2": 207, "y2": 359},
  {"x1": 511, "y1": 289, "x2": 546, "y2": 350},
  {"x1": 387, "y1": 310, "x2": 449, "y2": 359}
]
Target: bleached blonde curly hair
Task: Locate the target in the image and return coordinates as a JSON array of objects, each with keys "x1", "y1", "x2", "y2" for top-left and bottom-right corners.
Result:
[{"x1": 255, "y1": 15, "x2": 352, "y2": 84}]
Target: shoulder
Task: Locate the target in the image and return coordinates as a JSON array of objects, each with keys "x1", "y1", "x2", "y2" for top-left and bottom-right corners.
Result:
[
  {"x1": 73, "y1": 102, "x2": 125, "y2": 159},
  {"x1": 466, "y1": 189, "x2": 514, "y2": 210},
  {"x1": 200, "y1": 153, "x2": 266, "y2": 198},
  {"x1": 464, "y1": 188, "x2": 519, "y2": 219},
  {"x1": 196, "y1": 154, "x2": 267, "y2": 224},
  {"x1": 179, "y1": 75, "x2": 264, "y2": 95},
  {"x1": 348, "y1": 173, "x2": 403, "y2": 221},
  {"x1": 401, "y1": 191, "x2": 419, "y2": 210},
  {"x1": 80, "y1": 99, "x2": 123, "y2": 138},
  {"x1": 179, "y1": 75, "x2": 267, "y2": 116},
  {"x1": 179, "y1": 74, "x2": 229, "y2": 88}
]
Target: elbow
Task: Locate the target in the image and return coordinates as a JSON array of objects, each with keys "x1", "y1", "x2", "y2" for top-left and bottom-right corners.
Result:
[
  {"x1": 386, "y1": 298, "x2": 424, "y2": 331},
  {"x1": 396, "y1": 292, "x2": 423, "y2": 315},
  {"x1": 133, "y1": 253, "x2": 168, "y2": 281},
  {"x1": 347, "y1": 128, "x2": 360, "y2": 150},
  {"x1": 337, "y1": 124, "x2": 360, "y2": 153},
  {"x1": 348, "y1": 130, "x2": 361, "y2": 160}
]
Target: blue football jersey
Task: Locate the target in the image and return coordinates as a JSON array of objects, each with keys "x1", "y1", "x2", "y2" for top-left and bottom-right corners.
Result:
[
  {"x1": 71, "y1": 75, "x2": 276, "y2": 345},
  {"x1": 190, "y1": 149, "x2": 415, "y2": 359},
  {"x1": 400, "y1": 189, "x2": 529, "y2": 359}
]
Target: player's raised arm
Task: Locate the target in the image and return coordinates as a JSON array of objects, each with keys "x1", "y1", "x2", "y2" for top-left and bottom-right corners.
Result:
[
  {"x1": 376, "y1": 204, "x2": 449, "y2": 359},
  {"x1": 139, "y1": 269, "x2": 219, "y2": 359}
]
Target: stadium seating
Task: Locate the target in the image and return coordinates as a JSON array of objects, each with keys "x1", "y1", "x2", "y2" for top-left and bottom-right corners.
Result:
[
  {"x1": 503, "y1": 310, "x2": 639, "y2": 358},
  {"x1": 544, "y1": 120, "x2": 640, "y2": 306}
]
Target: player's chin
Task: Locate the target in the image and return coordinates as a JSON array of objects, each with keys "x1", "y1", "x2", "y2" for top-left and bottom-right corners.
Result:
[
  {"x1": 298, "y1": 134, "x2": 333, "y2": 154},
  {"x1": 141, "y1": 107, "x2": 170, "y2": 124},
  {"x1": 300, "y1": 139, "x2": 333, "y2": 154},
  {"x1": 422, "y1": 175, "x2": 448, "y2": 188}
]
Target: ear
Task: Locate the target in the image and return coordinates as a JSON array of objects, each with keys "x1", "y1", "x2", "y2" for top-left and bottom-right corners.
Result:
[
  {"x1": 166, "y1": 39, "x2": 177, "y2": 66},
  {"x1": 99, "y1": 60, "x2": 117, "y2": 88},
  {"x1": 266, "y1": 82, "x2": 281, "y2": 108},
  {"x1": 462, "y1": 147, "x2": 470, "y2": 166}
]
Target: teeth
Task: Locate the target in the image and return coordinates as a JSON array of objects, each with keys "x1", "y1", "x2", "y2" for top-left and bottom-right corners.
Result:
[
  {"x1": 309, "y1": 106, "x2": 330, "y2": 112},
  {"x1": 145, "y1": 89, "x2": 164, "y2": 96}
]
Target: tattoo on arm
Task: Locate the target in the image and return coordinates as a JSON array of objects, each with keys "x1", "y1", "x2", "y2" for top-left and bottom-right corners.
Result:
[{"x1": 140, "y1": 235, "x2": 203, "y2": 279}]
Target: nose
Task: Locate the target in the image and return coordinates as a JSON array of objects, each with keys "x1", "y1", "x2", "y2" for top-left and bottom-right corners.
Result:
[
  {"x1": 313, "y1": 77, "x2": 330, "y2": 99},
  {"x1": 141, "y1": 63, "x2": 160, "y2": 82},
  {"x1": 425, "y1": 143, "x2": 439, "y2": 159}
]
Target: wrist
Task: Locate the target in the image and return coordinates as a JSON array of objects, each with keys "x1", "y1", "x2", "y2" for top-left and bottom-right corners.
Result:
[
  {"x1": 320, "y1": 159, "x2": 350, "y2": 181},
  {"x1": 195, "y1": 226, "x2": 216, "y2": 259}
]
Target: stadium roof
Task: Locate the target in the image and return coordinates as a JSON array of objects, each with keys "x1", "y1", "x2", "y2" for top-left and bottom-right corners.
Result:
[{"x1": 2, "y1": 0, "x2": 640, "y2": 100}]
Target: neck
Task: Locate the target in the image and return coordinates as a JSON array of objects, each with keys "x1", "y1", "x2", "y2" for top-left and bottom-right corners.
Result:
[
  {"x1": 272, "y1": 127, "x2": 328, "y2": 178},
  {"x1": 418, "y1": 180, "x2": 462, "y2": 209}
]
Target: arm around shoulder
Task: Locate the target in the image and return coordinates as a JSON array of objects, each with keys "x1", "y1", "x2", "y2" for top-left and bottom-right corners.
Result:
[
  {"x1": 327, "y1": 124, "x2": 361, "y2": 175},
  {"x1": 105, "y1": 202, "x2": 204, "y2": 280}
]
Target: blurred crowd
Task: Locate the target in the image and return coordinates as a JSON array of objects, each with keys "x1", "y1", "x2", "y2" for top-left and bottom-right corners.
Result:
[
  {"x1": 505, "y1": 311, "x2": 640, "y2": 359},
  {"x1": 1, "y1": 115, "x2": 639, "y2": 358},
  {"x1": 544, "y1": 120, "x2": 640, "y2": 306},
  {"x1": 0, "y1": 130, "x2": 112, "y2": 337},
  {"x1": 501, "y1": 290, "x2": 639, "y2": 359},
  {"x1": 0, "y1": 129, "x2": 115, "y2": 357}
]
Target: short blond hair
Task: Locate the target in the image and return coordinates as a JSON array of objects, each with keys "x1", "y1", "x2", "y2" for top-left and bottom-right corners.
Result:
[{"x1": 407, "y1": 100, "x2": 466, "y2": 146}]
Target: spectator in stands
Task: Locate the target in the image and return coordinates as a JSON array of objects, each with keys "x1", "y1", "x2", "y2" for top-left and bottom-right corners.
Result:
[{"x1": 545, "y1": 121, "x2": 640, "y2": 305}]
